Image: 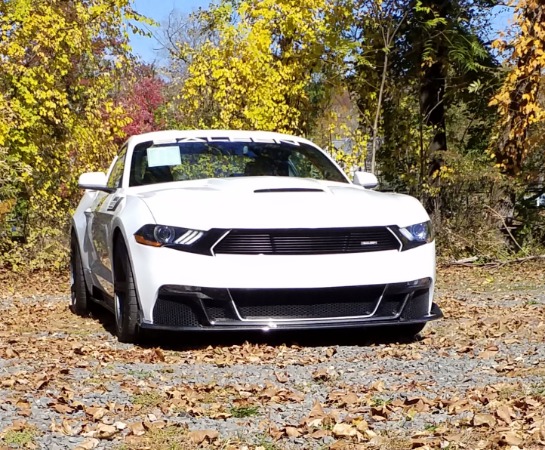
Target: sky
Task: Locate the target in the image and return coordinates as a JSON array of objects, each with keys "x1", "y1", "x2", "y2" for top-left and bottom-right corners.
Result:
[
  {"x1": 129, "y1": 1, "x2": 513, "y2": 64},
  {"x1": 129, "y1": 0, "x2": 212, "y2": 64}
]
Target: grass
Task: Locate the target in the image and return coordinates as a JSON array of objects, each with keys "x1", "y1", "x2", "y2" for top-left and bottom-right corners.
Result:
[
  {"x1": 127, "y1": 369, "x2": 154, "y2": 379},
  {"x1": 255, "y1": 436, "x2": 282, "y2": 450},
  {"x1": 229, "y1": 405, "x2": 260, "y2": 418},
  {"x1": 2, "y1": 427, "x2": 37, "y2": 447},
  {"x1": 115, "y1": 425, "x2": 189, "y2": 450},
  {"x1": 131, "y1": 391, "x2": 163, "y2": 408},
  {"x1": 370, "y1": 396, "x2": 392, "y2": 407},
  {"x1": 531, "y1": 380, "x2": 545, "y2": 396}
]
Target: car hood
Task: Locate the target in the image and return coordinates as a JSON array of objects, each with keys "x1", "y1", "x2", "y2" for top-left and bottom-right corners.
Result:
[{"x1": 132, "y1": 177, "x2": 429, "y2": 230}]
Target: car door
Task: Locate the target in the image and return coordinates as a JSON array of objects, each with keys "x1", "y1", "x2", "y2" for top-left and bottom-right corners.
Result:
[{"x1": 88, "y1": 146, "x2": 127, "y2": 299}]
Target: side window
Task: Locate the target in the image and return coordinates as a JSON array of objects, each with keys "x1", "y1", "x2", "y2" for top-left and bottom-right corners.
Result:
[{"x1": 107, "y1": 146, "x2": 127, "y2": 189}]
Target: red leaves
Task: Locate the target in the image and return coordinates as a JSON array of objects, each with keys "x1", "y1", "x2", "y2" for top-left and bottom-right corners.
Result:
[{"x1": 118, "y1": 65, "x2": 165, "y2": 138}]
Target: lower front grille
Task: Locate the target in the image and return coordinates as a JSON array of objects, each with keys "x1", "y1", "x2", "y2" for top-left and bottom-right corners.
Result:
[
  {"x1": 401, "y1": 289, "x2": 431, "y2": 320},
  {"x1": 230, "y1": 285, "x2": 390, "y2": 320},
  {"x1": 153, "y1": 297, "x2": 200, "y2": 327},
  {"x1": 151, "y1": 279, "x2": 433, "y2": 328}
]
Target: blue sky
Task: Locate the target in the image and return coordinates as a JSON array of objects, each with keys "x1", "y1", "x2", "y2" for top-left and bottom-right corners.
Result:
[
  {"x1": 129, "y1": 0, "x2": 212, "y2": 63},
  {"x1": 129, "y1": 1, "x2": 513, "y2": 64}
]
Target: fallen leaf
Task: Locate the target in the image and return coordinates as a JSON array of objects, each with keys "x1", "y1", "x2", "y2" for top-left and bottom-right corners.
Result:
[
  {"x1": 500, "y1": 431, "x2": 523, "y2": 446},
  {"x1": 332, "y1": 423, "x2": 358, "y2": 437},
  {"x1": 285, "y1": 426, "x2": 301, "y2": 437},
  {"x1": 274, "y1": 371, "x2": 288, "y2": 383},
  {"x1": 496, "y1": 405, "x2": 513, "y2": 424},
  {"x1": 473, "y1": 413, "x2": 496, "y2": 427},
  {"x1": 188, "y1": 429, "x2": 219, "y2": 444},
  {"x1": 95, "y1": 424, "x2": 118, "y2": 439},
  {"x1": 74, "y1": 438, "x2": 99, "y2": 450}
]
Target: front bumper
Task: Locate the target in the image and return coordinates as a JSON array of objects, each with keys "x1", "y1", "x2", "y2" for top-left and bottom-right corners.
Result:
[
  {"x1": 140, "y1": 278, "x2": 442, "y2": 332},
  {"x1": 129, "y1": 238, "x2": 436, "y2": 324}
]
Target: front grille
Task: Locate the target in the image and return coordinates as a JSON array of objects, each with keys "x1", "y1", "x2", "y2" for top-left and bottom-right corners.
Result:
[
  {"x1": 230, "y1": 286, "x2": 392, "y2": 319},
  {"x1": 214, "y1": 227, "x2": 399, "y2": 255}
]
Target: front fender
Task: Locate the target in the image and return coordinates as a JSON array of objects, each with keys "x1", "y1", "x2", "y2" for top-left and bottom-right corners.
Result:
[{"x1": 109, "y1": 195, "x2": 156, "y2": 283}]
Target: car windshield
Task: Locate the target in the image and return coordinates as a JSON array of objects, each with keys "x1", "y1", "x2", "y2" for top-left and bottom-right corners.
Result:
[{"x1": 128, "y1": 138, "x2": 348, "y2": 187}]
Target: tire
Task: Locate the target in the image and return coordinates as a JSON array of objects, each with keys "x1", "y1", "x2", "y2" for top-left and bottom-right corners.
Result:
[
  {"x1": 70, "y1": 235, "x2": 91, "y2": 316},
  {"x1": 114, "y1": 238, "x2": 140, "y2": 344}
]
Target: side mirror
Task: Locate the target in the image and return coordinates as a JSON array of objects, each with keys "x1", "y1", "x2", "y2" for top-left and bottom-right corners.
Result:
[
  {"x1": 78, "y1": 172, "x2": 115, "y2": 193},
  {"x1": 353, "y1": 171, "x2": 378, "y2": 189}
]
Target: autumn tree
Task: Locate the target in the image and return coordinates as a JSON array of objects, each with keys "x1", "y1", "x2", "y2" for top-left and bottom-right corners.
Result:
[
  {"x1": 174, "y1": 0, "x2": 353, "y2": 134},
  {"x1": 0, "y1": 0, "x2": 145, "y2": 268},
  {"x1": 490, "y1": 0, "x2": 545, "y2": 176},
  {"x1": 351, "y1": 0, "x2": 498, "y2": 190},
  {"x1": 119, "y1": 64, "x2": 166, "y2": 138}
]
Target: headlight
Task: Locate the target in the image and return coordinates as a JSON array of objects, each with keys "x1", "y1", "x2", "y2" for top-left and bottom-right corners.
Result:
[
  {"x1": 135, "y1": 225, "x2": 204, "y2": 248},
  {"x1": 397, "y1": 221, "x2": 434, "y2": 250}
]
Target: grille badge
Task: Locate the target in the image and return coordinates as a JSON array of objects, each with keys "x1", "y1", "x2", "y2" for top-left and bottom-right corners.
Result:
[{"x1": 360, "y1": 241, "x2": 378, "y2": 246}]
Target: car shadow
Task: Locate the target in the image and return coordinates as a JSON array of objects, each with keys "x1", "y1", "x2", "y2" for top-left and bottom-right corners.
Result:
[
  {"x1": 143, "y1": 328, "x2": 423, "y2": 351},
  {"x1": 87, "y1": 305, "x2": 423, "y2": 350}
]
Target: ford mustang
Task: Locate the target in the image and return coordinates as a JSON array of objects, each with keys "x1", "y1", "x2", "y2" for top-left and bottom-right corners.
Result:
[{"x1": 71, "y1": 130, "x2": 442, "y2": 343}]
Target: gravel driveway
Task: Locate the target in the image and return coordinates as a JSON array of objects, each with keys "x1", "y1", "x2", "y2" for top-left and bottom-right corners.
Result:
[{"x1": 1, "y1": 263, "x2": 545, "y2": 449}]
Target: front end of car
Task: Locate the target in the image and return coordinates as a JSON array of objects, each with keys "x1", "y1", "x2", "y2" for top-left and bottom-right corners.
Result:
[{"x1": 128, "y1": 217, "x2": 440, "y2": 332}]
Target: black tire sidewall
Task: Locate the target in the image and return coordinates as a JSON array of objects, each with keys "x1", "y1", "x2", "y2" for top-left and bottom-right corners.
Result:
[
  {"x1": 71, "y1": 237, "x2": 90, "y2": 316},
  {"x1": 114, "y1": 239, "x2": 140, "y2": 343}
]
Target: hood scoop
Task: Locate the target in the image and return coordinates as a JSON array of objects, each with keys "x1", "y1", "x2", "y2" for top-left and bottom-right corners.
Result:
[{"x1": 254, "y1": 188, "x2": 325, "y2": 193}]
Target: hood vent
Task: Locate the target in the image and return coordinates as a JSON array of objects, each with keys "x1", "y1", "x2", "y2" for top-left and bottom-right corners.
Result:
[{"x1": 254, "y1": 188, "x2": 325, "y2": 193}]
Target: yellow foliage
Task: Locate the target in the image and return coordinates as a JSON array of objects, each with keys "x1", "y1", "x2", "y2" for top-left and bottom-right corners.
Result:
[
  {"x1": 489, "y1": 0, "x2": 545, "y2": 175},
  {"x1": 177, "y1": 0, "x2": 352, "y2": 134},
  {"x1": 0, "y1": 0, "x2": 139, "y2": 269}
]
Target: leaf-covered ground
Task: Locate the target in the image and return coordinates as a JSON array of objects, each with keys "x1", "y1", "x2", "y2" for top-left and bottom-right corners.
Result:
[{"x1": 1, "y1": 262, "x2": 545, "y2": 449}]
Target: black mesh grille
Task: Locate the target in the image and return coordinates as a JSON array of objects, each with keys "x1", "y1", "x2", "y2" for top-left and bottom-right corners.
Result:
[
  {"x1": 151, "y1": 280, "x2": 432, "y2": 327},
  {"x1": 153, "y1": 297, "x2": 200, "y2": 327},
  {"x1": 201, "y1": 300, "x2": 231, "y2": 321},
  {"x1": 230, "y1": 286, "x2": 397, "y2": 320},
  {"x1": 401, "y1": 289, "x2": 430, "y2": 320},
  {"x1": 214, "y1": 227, "x2": 400, "y2": 255}
]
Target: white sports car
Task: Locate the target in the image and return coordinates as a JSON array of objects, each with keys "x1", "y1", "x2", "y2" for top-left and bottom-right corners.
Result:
[{"x1": 71, "y1": 130, "x2": 441, "y2": 343}]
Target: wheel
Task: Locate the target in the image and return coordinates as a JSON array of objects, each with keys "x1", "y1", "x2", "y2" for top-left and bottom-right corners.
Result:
[
  {"x1": 114, "y1": 238, "x2": 140, "y2": 343},
  {"x1": 70, "y1": 235, "x2": 91, "y2": 316}
]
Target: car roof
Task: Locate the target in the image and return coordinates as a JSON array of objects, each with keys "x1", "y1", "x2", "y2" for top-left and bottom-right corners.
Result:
[{"x1": 126, "y1": 130, "x2": 319, "y2": 148}]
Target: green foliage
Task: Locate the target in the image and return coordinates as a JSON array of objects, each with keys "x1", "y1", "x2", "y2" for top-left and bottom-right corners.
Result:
[{"x1": 131, "y1": 391, "x2": 164, "y2": 408}]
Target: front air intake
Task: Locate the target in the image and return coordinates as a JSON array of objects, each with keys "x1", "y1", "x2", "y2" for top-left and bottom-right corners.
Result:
[{"x1": 213, "y1": 227, "x2": 400, "y2": 255}]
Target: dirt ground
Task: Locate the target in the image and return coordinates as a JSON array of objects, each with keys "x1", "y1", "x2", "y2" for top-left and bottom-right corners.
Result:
[{"x1": 0, "y1": 261, "x2": 544, "y2": 449}]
